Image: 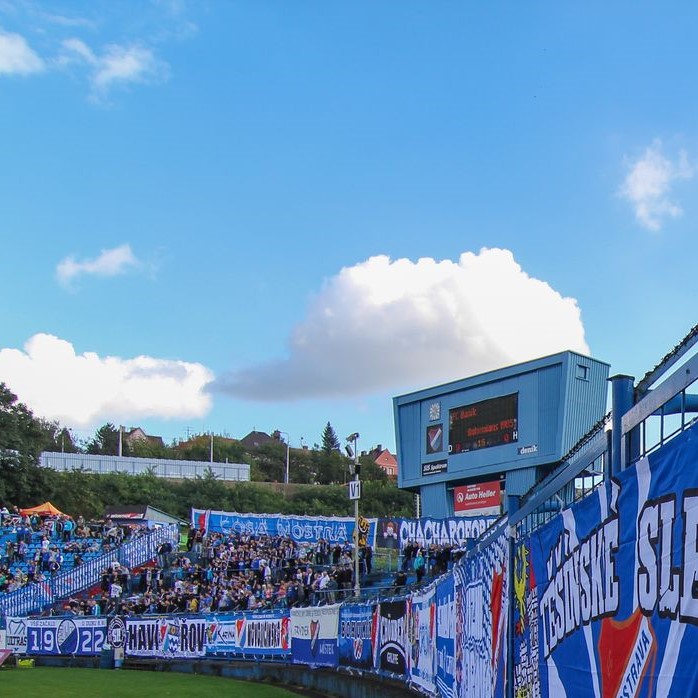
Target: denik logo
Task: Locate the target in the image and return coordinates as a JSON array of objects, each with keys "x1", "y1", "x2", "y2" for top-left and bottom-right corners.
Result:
[{"x1": 517, "y1": 444, "x2": 538, "y2": 455}]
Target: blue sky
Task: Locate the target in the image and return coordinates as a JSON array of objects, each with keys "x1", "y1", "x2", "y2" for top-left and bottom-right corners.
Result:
[{"x1": 1, "y1": 2, "x2": 697, "y2": 454}]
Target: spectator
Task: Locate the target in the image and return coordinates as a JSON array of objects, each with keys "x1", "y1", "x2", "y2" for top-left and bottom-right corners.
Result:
[
  {"x1": 413, "y1": 548, "x2": 426, "y2": 584},
  {"x1": 109, "y1": 578, "x2": 123, "y2": 599}
]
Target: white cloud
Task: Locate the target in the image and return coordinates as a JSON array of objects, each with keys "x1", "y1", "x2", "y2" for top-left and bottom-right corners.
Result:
[
  {"x1": 59, "y1": 37, "x2": 94, "y2": 64},
  {"x1": 59, "y1": 38, "x2": 168, "y2": 98},
  {"x1": 0, "y1": 29, "x2": 44, "y2": 75},
  {"x1": 0, "y1": 334, "x2": 213, "y2": 428},
  {"x1": 216, "y1": 248, "x2": 590, "y2": 401},
  {"x1": 619, "y1": 139, "x2": 694, "y2": 231},
  {"x1": 38, "y1": 12, "x2": 96, "y2": 29},
  {"x1": 93, "y1": 43, "x2": 166, "y2": 92},
  {"x1": 56, "y1": 243, "x2": 141, "y2": 287}
]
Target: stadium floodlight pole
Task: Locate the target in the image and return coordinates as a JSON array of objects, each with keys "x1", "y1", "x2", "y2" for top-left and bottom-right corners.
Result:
[
  {"x1": 279, "y1": 431, "x2": 290, "y2": 484},
  {"x1": 345, "y1": 431, "x2": 361, "y2": 597}
]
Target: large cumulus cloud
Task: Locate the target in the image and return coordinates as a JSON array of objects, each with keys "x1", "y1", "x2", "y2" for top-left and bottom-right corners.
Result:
[{"x1": 216, "y1": 248, "x2": 589, "y2": 400}]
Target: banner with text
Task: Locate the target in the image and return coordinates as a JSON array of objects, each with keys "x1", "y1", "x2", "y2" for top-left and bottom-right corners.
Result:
[
  {"x1": 523, "y1": 423, "x2": 698, "y2": 697},
  {"x1": 290, "y1": 604, "x2": 340, "y2": 667},
  {"x1": 4, "y1": 617, "x2": 27, "y2": 654},
  {"x1": 193, "y1": 510, "x2": 377, "y2": 547},
  {"x1": 15, "y1": 617, "x2": 107, "y2": 656},
  {"x1": 205, "y1": 611, "x2": 290, "y2": 658},
  {"x1": 124, "y1": 615, "x2": 208, "y2": 659},
  {"x1": 376, "y1": 598, "x2": 410, "y2": 678},
  {"x1": 399, "y1": 516, "x2": 497, "y2": 550},
  {"x1": 453, "y1": 522, "x2": 508, "y2": 698},
  {"x1": 338, "y1": 602, "x2": 378, "y2": 670}
]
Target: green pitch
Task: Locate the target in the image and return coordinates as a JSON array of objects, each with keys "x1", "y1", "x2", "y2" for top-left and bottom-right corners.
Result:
[{"x1": 0, "y1": 667, "x2": 305, "y2": 698}]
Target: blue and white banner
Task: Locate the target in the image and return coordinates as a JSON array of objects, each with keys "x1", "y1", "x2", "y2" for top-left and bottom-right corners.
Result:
[
  {"x1": 192, "y1": 510, "x2": 377, "y2": 547},
  {"x1": 338, "y1": 602, "x2": 378, "y2": 670},
  {"x1": 22, "y1": 616, "x2": 106, "y2": 656},
  {"x1": 454, "y1": 522, "x2": 508, "y2": 698},
  {"x1": 125, "y1": 615, "x2": 208, "y2": 659},
  {"x1": 205, "y1": 611, "x2": 290, "y2": 658},
  {"x1": 290, "y1": 604, "x2": 340, "y2": 667},
  {"x1": 436, "y1": 574, "x2": 456, "y2": 698},
  {"x1": 410, "y1": 585, "x2": 437, "y2": 693},
  {"x1": 5, "y1": 617, "x2": 28, "y2": 654},
  {"x1": 521, "y1": 423, "x2": 698, "y2": 697},
  {"x1": 399, "y1": 516, "x2": 497, "y2": 550}
]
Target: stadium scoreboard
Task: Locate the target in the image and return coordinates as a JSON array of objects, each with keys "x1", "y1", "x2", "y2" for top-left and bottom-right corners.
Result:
[{"x1": 393, "y1": 351, "x2": 610, "y2": 518}]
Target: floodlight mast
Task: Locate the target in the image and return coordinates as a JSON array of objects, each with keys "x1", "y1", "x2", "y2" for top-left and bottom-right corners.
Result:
[{"x1": 345, "y1": 432, "x2": 361, "y2": 596}]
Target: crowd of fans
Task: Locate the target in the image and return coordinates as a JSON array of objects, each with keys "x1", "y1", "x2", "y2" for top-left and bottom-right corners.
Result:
[
  {"x1": 77, "y1": 530, "x2": 368, "y2": 616},
  {"x1": 65, "y1": 528, "x2": 457, "y2": 617},
  {"x1": 0, "y1": 505, "x2": 141, "y2": 595},
  {"x1": 1, "y1": 504, "x2": 458, "y2": 617}
]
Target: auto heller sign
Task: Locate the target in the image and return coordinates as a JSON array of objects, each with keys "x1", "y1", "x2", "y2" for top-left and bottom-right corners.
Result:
[{"x1": 453, "y1": 481, "x2": 501, "y2": 517}]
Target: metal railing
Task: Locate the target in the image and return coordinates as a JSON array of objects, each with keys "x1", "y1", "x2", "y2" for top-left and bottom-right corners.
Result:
[
  {"x1": 0, "y1": 524, "x2": 179, "y2": 618},
  {"x1": 511, "y1": 343, "x2": 698, "y2": 537}
]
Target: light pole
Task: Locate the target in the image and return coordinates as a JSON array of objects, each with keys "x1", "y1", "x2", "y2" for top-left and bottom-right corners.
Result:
[
  {"x1": 346, "y1": 432, "x2": 361, "y2": 596},
  {"x1": 279, "y1": 431, "x2": 290, "y2": 484}
]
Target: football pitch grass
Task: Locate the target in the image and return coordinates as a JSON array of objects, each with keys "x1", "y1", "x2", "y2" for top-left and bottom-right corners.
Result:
[{"x1": 0, "y1": 666, "x2": 306, "y2": 698}]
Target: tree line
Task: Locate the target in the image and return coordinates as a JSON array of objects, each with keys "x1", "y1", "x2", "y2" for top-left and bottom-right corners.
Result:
[{"x1": 0, "y1": 383, "x2": 415, "y2": 520}]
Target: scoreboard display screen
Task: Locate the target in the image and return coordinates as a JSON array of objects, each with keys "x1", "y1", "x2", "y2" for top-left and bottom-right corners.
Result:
[{"x1": 449, "y1": 393, "x2": 518, "y2": 453}]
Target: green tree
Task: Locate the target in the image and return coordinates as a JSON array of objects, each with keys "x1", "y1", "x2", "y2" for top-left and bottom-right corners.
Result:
[
  {"x1": 288, "y1": 448, "x2": 316, "y2": 484},
  {"x1": 314, "y1": 449, "x2": 346, "y2": 485},
  {"x1": 287, "y1": 485, "x2": 351, "y2": 516},
  {"x1": 357, "y1": 454, "x2": 389, "y2": 482},
  {"x1": 130, "y1": 437, "x2": 170, "y2": 459},
  {"x1": 320, "y1": 422, "x2": 340, "y2": 454},
  {"x1": 0, "y1": 383, "x2": 55, "y2": 505},
  {"x1": 252, "y1": 442, "x2": 286, "y2": 482},
  {"x1": 86, "y1": 423, "x2": 122, "y2": 455},
  {"x1": 361, "y1": 480, "x2": 415, "y2": 518},
  {"x1": 33, "y1": 418, "x2": 79, "y2": 453},
  {"x1": 212, "y1": 438, "x2": 246, "y2": 464}
]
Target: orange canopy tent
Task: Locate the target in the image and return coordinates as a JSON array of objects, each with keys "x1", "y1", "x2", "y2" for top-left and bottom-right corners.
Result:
[{"x1": 19, "y1": 501, "x2": 65, "y2": 517}]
